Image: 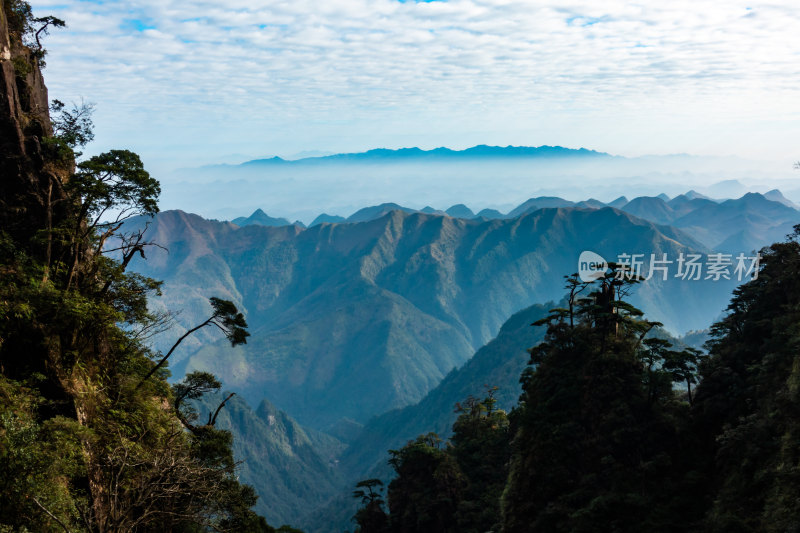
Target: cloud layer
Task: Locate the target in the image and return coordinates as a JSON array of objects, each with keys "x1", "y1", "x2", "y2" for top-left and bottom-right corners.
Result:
[{"x1": 34, "y1": 0, "x2": 800, "y2": 171}]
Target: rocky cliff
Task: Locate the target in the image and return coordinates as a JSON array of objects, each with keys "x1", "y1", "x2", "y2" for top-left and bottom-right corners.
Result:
[{"x1": 0, "y1": 1, "x2": 70, "y2": 250}]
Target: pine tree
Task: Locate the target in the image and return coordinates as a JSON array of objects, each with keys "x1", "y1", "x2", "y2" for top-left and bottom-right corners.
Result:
[
  {"x1": 386, "y1": 433, "x2": 466, "y2": 533},
  {"x1": 502, "y1": 268, "x2": 700, "y2": 532},
  {"x1": 450, "y1": 390, "x2": 510, "y2": 533},
  {"x1": 352, "y1": 479, "x2": 389, "y2": 533}
]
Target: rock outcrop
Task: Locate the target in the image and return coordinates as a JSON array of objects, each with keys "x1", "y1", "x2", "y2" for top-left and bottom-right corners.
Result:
[{"x1": 0, "y1": 1, "x2": 69, "y2": 251}]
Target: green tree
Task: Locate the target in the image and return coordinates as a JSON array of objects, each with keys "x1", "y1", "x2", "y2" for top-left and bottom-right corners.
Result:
[
  {"x1": 138, "y1": 297, "x2": 250, "y2": 387},
  {"x1": 352, "y1": 479, "x2": 389, "y2": 533},
  {"x1": 31, "y1": 15, "x2": 65, "y2": 52},
  {"x1": 0, "y1": 376, "x2": 86, "y2": 532},
  {"x1": 663, "y1": 347, "x2": 703, "y2": 406},
  {"x1": 387, "y1": 433, "x2": 466, "y2": 533},
  {"x1": 3, "y1": 0, "x2": 64, "y2": 64},
  {"x1": 364, "y1": 390, "x2": 509, "y2": 533},
  {"x1": 50, "y1": 98, "x2": 95, "y2": 156},
  {"x1": 450, "y1": 389, "x2": 510, "y2": 533},
  {"x1": 502, "y1": 268, "x2": 700, "y2": 532}
]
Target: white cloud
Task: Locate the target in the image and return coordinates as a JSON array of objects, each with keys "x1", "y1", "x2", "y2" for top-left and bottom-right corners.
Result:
[{"x1": 32, "y1": 0, "x2": 800, "y2": 171}]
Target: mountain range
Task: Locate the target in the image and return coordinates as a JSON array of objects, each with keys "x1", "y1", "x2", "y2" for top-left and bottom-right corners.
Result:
[
  {"x1": 121, "y1": 194, "x2": 799, "y2": 529},
  {"x1": 165, "y1": 144, "x2": 795, "y2": 224},
  {"x1": 218, "y1": 145, "x2": 611, "y2": 168},
  {"x1": 232, "y1": 191, "x2": 798, "y2": 253},
  {"x1": 128, "y1": 205, "x2": 741, "y2": 431}
]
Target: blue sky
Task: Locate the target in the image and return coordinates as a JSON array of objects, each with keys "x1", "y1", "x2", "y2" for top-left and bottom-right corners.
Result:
[{"x1": 33, "y1": 0, "x2": 800, "y2": 176}]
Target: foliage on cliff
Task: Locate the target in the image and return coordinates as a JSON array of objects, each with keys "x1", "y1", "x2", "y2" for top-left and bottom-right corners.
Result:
[
  {"x1": 0, "y1": 1, "x2": 276, "y2": 530},
  {"x1": 692, "y1": 229, "x2": 800, "y2": 531}
]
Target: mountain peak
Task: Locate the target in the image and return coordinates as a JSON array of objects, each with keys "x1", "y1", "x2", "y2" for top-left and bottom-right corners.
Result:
[
  {"x1": 310, "y1": 213, "x2": 346, "y2": 226},
  {"x1": 684, "y1": 190, "x2": 711, "y2": 200},
  {"x1": 445, "y1": 204, "x2": 475, "y2": 218},
  {"x1": 607, "y1": 196, "x2": 629, "y2": 209},
  {"x1": 763, "y1": 189, "x2": 799, "y2": 209},
  {"x1": 507, "y1": 196, "x2": 574, "y2": 218},
  {"x1": 231, "y1": 209, "x2": 291, "y2": 227},
  {"x1": 620, "y1": 196, "x2": 674, "y2": 225},
  {"x1": 346, "y1": 203, "x2": 416, "y2": 223}
]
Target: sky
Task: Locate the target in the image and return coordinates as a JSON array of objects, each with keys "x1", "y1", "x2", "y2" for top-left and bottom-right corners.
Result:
[{"x1": 33, "y1": 0, "x2": 800, "y2": 180}]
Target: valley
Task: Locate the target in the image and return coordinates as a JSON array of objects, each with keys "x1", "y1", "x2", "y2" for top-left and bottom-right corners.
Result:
[{"x1": 123, "y1": 190, "x2": 791, "y2": 527}]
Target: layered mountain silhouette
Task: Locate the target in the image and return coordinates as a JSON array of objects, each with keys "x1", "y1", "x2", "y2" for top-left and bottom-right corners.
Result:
[
  {"x1": 121, "y1": 197, "x2": 799, "y2": 531},
  {"x1": 620, "y1": 192, "x2": 799, "y2": 251},
  {"x1": 128, "y1": 206, "x2": 737, "y2": 431},
  {"x1": 233, "y1": 145, "x2": 610, "y2": 167},
  {"x1": 230, "y1": 192, "x2": 798, "y2": 256},
  {"x1": 764, "y1": 189, "x2": 800, "y2": 209}
]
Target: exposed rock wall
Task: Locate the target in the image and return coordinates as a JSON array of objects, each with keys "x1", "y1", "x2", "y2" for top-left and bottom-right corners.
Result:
[{"x1": 0, "y1": 0, "x2": 68, "y2": 250}]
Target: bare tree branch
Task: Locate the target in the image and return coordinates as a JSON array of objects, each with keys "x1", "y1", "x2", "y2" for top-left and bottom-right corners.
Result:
[
  {"x1": 31, "y1": 496, "x2": 72, "y2": 533},
  {"x1": 208, "y1": 393, "x2": 236, "y2": 426}
]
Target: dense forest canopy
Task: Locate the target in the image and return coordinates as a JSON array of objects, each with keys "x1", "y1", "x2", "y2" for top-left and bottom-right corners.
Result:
[{"x1": 353, "y1": 240, "x2": 800, "y2": 532}]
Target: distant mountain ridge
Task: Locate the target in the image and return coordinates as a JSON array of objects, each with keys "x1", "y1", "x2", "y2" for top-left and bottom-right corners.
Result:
[
  {"x1": 619, "y1": 192, "x2": 799, "y2": 251},
  {"x1": 309, "y1": 213, "x2": 346, "y2": 226},
  {"x1": 172, "y1": 147, "x2": 792, "y2": 225},
  {"x1": 229, "y1": 192, "x2": 798, "y2": 254},
  {"x1": 234, "y1": 144, "x2": 611, "y2": 167},
  {"x1": 764, "y1": 189, "x2": 800, "y2": 209}
]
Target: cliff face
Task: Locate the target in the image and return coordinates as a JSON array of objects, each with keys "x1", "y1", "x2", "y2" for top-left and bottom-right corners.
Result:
[{"x1": 0, "y1": 1, "x2": 68, "y2": 249}]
